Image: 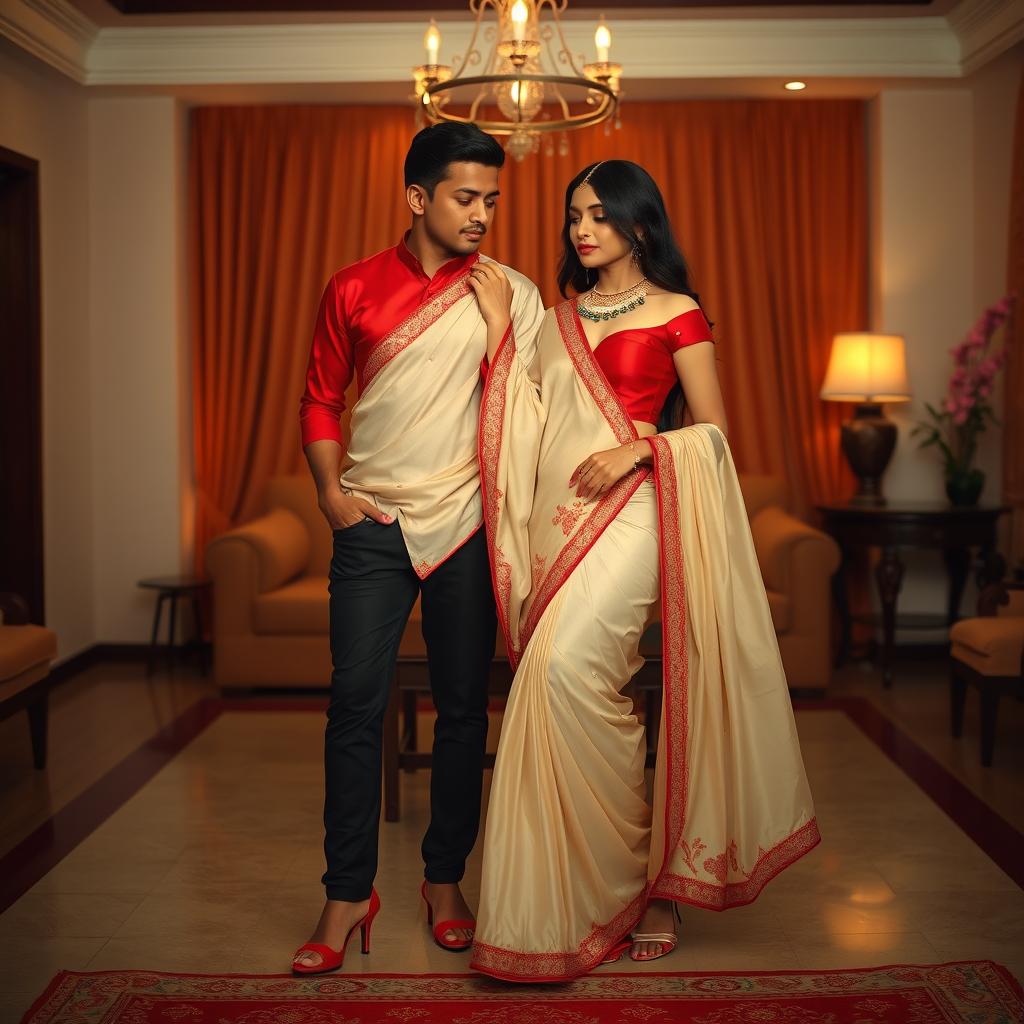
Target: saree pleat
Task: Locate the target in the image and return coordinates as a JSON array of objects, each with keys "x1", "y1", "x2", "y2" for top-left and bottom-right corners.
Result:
[{"x1": 473, "y1": 302, "x2": 819, "y2": 982}]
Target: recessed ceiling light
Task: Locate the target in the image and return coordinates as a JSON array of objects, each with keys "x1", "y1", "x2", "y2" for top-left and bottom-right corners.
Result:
[{"x1": 785, "y1": 81, "x2": 807, "y2": 91}]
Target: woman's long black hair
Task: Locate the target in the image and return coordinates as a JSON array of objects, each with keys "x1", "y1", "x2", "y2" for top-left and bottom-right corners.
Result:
[{"x1": 557, "y1": 159, "x2": 709, "y2": 431}]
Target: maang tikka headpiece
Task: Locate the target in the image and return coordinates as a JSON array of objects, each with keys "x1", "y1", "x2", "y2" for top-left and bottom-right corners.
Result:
[{"x1": 580, "y1": 161, "x2": 605, "y2": 188}]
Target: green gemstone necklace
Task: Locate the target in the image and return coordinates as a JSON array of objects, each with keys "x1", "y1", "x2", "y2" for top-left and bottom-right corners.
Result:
[{"x1": 576, "y1": 277, "x2": 650, "y2": 322}]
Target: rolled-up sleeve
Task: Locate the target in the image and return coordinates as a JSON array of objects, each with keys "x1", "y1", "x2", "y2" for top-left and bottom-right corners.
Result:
[{"x1": 299, "y1": 275, "x2": 353, "y2": 448}]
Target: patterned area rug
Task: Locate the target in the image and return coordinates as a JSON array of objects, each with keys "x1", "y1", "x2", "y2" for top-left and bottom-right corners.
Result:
[{"x1": 22, "y1": 964, "x2": 1024, "y2": 1024}]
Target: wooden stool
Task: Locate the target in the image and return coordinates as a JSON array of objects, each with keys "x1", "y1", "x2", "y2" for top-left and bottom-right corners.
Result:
[
  {"x1": 137, "y1": 575, "x2": 211, "y2": 676},
  {"x1": 949, "y1": 580, "x2": 1024, "y2": 767}
]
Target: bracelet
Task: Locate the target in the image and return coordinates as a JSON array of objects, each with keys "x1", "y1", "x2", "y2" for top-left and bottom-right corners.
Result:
[{"x1": 630, "y1": 441, "x2": 639, "y2": 472}]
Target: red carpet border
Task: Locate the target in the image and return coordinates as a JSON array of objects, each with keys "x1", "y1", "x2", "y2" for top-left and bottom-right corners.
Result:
[{"x1": 20, "y1": 962, "x2": 1024, "y2": 1024}]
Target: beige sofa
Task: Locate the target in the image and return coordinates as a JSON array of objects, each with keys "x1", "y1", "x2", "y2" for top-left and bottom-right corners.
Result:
[{"x1": 207, "y1": 473, "x2": 839, "y2": 691}]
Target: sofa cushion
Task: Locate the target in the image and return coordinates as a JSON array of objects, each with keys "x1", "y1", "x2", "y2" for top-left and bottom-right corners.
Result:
[
  {"x1": 254, "y1": 577, "x2": 330, "y2": 635},
  {"x1": 266, "y1": 476, "x2": 333, "y2": 581},
  {"x1": 950, "y1": 617, "x2": 1024, "y2": 677},
  {"x1": 0, "y1": 624, "x2": 57, "y2": 683},
  {"x1": 257, "y1": 508, "x2": 311, "y2": 592}
]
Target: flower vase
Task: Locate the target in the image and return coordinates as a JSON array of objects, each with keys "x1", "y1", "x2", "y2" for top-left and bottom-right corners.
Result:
[{"x1": 945, "y1": 468, "x2": 985, "y2": 507}]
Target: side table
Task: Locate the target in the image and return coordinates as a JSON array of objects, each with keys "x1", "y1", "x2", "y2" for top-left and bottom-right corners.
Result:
[
  {"x1": 816, "y1": 502, "x2": 1007, "y2": 687},
  {"x1": 137, "y1": 575, "x2": 211, "y2": 676}
]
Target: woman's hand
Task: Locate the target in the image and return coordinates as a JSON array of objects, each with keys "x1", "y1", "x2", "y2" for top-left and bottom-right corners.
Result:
[
  {"x1": 569, "y1": 444, "x2": 638, "y2": 500},
  {"x1": 468, "y1": 261, "x2": 513, "y2": 329}
]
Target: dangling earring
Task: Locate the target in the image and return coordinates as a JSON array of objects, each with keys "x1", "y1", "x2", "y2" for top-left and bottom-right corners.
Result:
[{"x1": 631, "y1": 243, "x2": 642, "y2": 267}]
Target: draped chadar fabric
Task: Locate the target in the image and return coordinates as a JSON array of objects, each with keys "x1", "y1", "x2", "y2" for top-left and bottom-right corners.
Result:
[
  {"x1": 471, "y1": 303, "x2": 819, "y2": 982},
  {"x1": 332, "y1": 255, "x2": 542, "y2": 577}
]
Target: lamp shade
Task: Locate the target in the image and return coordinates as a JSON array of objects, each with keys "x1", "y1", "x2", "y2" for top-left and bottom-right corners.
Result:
[{"x1": 820, "y1": 333, "x2": 911, "y2": 403}]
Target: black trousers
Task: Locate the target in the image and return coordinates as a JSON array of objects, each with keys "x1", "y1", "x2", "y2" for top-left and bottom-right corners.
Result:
[{"x1": 322, "y1": 518, "x2": 496, "y2": 902}]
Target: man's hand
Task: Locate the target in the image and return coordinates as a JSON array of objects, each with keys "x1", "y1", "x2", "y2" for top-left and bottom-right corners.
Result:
[
  {"x1": 468, "y1": 262, "x2": 513, "y2": 330},
  {"x1": 318, "y1": 486, "x2": 393, "y2": 531}
]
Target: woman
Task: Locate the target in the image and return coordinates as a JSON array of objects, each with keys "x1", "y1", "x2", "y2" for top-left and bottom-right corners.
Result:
[{"x1": 468, "y1": 160, "x2": 819, "y2": 982}]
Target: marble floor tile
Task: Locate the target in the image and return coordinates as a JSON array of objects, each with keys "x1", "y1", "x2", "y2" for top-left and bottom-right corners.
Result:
[
  {"x1": 0, "y1": 892, "x2": 142, "y2": 940},
  {"x1": 788, "y1": 930, "x2": 942, "y2": 970}
]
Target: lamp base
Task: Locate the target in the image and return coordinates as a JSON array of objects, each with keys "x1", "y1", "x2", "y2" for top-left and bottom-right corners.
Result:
[{"x1": 841, "y1": 403, "x2": 897, "y2": 507}]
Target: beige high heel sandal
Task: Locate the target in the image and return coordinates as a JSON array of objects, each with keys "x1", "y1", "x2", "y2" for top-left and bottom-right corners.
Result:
[{"x1": 629, "y1": 901, "x2": 681, "y2": 962}]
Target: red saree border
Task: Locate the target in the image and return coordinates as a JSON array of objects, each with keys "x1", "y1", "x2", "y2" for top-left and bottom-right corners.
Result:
[
  {"x1": 362, "y1": 270, "x2": 473, "y2": 389},
  {"x1": 647, "y1": 432, "x2": 690, "y2": 896},
  {"x1": 651, "y1": 816, "x2": 822, "y2": 910},
  {"x1": 516, "y1": 303, "x2": 651, "y2": 652},
  {"x1": 478, "y1": 322, "x2": 516, "y2": 661},
  {"x1": 470, "y1": 887, "x2": 647, "y2": 983},
  {"x1": 562, "y1": 301, "x2": 639, "y2": 446}
]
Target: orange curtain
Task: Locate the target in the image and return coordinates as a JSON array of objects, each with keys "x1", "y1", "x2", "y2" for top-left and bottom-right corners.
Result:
[
  {"x1": 190, "y1": 100, "x2": 866, "y2": 571},
  {"x1": 1004, "y1": 68, "x2": 1024, "y2": 569}
]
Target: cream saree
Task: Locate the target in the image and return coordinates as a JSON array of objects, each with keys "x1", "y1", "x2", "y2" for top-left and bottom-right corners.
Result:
[
  {"x1": 341, "y1": 260, "x2": 542, "y2": 578},
  {"x1": 471, "y1": 300, "x2": 820, "y2": 982}
]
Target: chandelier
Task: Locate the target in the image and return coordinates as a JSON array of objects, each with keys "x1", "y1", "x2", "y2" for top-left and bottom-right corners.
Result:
[{"x1": 412, "y1": 0, "x2": 623, "y2": 161}]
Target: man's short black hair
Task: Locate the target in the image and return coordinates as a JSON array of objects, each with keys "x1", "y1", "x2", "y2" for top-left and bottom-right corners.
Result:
[{"x1": 404, "y1": 122, "x2": 505, "y2": 197}]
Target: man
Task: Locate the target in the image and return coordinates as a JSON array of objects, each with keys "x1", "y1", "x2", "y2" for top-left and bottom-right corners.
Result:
[{"x1": 293, "y1": 122, "x2": 544, "y2": 973}]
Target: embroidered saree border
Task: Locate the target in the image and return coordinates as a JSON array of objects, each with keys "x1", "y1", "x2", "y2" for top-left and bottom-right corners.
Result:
[
  {"x1": 362, "y1": 271, "x2": 473, "y2": 390},
  {"x1": 470, "y1": 887, "x2": 646, "y2": 983},
  {"x1": 479, "y1": 322, "x2": 516, "y2": 660},
  {"x1": 647, "y1": 432, "x2": 691, "y2": 897},
  {"x1": 651, "y1": 816, "x2": 822, "y2": 910}
]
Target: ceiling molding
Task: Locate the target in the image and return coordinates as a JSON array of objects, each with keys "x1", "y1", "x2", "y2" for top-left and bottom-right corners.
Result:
[
  {"x1": 83, "y1": 17, "x2": 959, "y2": 84},
  {"x1": 0, "y1": 0, "x2": 1016, "y2": 89},
  {"x1": 0, "y1": 0, "x2": 95, "y2": 81},
  {"x1": 948, "y1": 0, "x2": 1024, "y2": 73}
]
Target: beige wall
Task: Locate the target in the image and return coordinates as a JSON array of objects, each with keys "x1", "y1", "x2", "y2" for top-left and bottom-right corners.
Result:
[
  {"x1": 872, "y1": 87, "x2": 976, "y2": 506},
  {"x1": 0, "y1": 40, "x2": 94, "y2": 658},
  {"x1": 88, "y1": 97, "x2": 189, "y2": 644}
]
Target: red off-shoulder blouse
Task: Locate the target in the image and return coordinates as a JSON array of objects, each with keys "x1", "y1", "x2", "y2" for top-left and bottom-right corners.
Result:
[{"x1": 588, "y1": 307, "x2": 714, "y2": 424}]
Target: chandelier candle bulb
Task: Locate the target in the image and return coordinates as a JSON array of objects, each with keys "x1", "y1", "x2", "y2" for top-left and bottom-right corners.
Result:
[
  {"x1": 511, "y1": 0, "x2": 529, "y2": 47},
  {"x1": 595, "y1": 19, "x2": 611, "y2": 63},
  {"x1": 424, "y1": 20, "x2": 441, "y2": 65}
]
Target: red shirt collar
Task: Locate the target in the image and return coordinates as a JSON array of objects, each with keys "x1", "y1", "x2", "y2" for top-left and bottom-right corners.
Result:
[{"x1": 397, "y1": 231, "x2": 479, "y2": 287}]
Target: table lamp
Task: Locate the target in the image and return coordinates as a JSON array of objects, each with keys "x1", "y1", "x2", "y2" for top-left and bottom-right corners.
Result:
[{"x1": 820, "y1": 332, "x2": 911, "y2": 506}]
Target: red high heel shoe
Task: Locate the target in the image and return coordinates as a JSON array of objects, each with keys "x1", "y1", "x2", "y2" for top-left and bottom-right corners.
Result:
[
  {"x1": 292, "y1": 889, "x2": 381, "y2": 975},
  {"x1": 420, "y1": 881, "x2": 475, "y2": 952}
]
